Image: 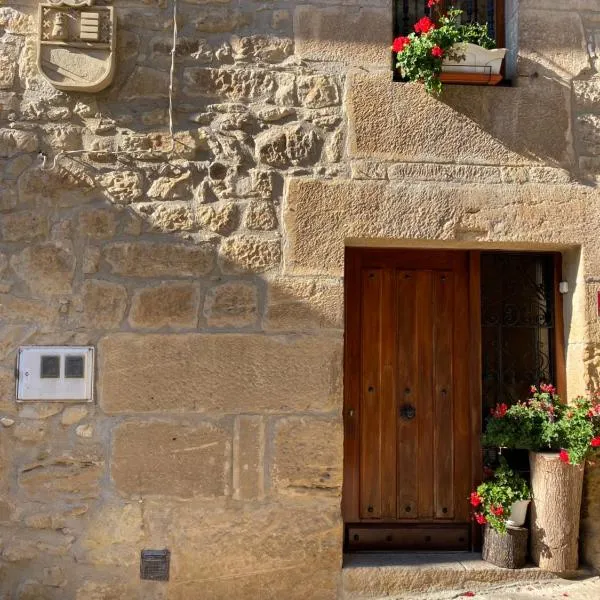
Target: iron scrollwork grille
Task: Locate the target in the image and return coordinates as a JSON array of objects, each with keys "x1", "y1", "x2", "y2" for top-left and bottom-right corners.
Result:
[
  {"x1": 393, "y1": 0, "x2": 502, "y2": 43},
  {"x1": 481, "y1": 253, "x2": 556, "y2": 421}
]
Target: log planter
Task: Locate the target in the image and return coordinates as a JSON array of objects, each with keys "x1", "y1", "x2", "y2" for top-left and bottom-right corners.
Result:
[
  {"x1": 482, "y1": 525, "x2": 528, "y2": 569},
  {"x1": 529, "y1": 451, "x2": 584, "y2": 573}
]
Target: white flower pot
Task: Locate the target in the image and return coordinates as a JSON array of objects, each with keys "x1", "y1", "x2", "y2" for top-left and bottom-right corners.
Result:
[
  {"x1": 506, "y1": 499, "x2": 530, "y2": 528},
  {"x1": 442, "y1": 42, "x2": 507, "y2": 75}
]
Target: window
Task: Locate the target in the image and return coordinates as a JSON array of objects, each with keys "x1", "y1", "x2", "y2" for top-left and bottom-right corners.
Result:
[{"x1": 394, "y1": 1, "x2": 505, "y2": 48}]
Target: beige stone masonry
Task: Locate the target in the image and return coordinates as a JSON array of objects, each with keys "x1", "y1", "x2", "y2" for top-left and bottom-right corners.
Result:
[
  {"x1": 233, "y1": 415, "x2": 264, "y2": 500},
  {"x1": 111, "y1": 421, "x2": 230, "y2": 499},
  {"x1": 284, "y1": 178, "x2": 600, "y2": 277},
  {"x1": 99, "y1": 333, "x2": 342, "y2": 414}
]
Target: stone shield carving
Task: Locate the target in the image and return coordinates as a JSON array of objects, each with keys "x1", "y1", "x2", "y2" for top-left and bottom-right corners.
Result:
[{"x1": 37, "y1": 0, "x2": 116, "y2": 92}]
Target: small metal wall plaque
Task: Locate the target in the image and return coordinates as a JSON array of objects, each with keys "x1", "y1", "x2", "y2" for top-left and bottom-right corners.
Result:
[
  {"x1": 140, "y1": 549, "x2": 170, "y2": 582},
  {"x1": 37, "y1": 0, "x2": 116, "y2": 92}
]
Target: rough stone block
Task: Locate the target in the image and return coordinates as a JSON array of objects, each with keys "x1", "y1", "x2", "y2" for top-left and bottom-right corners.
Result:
[
  {"x1": 0, "y1": 211, "x2": 48, "y2": 241},
  {"x1": 347, "y1": 72, "x2": 570, "y2": 167},
  {"x1": 233, "y1": 416, "x2": 264, "y2": 500},
  {"x1": 284, "y1": 178, "x2": 600, "y2": 276},
  {"x1": 519, "y1": 9, "x2": 589, "y2": 79},
  {"x1": 0, "y1": 128, "x2": 37, "y2": 158},
  {"x1": 10, "y1": 242, "x2": 74, "y2": 297},
  {"x1": 75, "y1": 280, "x2": 128, "y2": 330},
  {"x1": 103, "y1": 242, "x2": 214, "y2": 277},
  {"x1": 265, "y1": 278, "x2": 344, "y2": 331},
  {"x1": 272, "y1": 417, "x2": 343, "y2": 494},
  {"x1": 203, "y1": 281, "x2": 258, "y2": 328},
  {"x1": 231, "y1": 35, "x2": 293, "y2": 63},
  {"x1": 577, "y1": 114, "x2": 600, "y2": 156},
  {"x1": 128, "y1": 282, "x2": 200, "y2": 329},
  {"x1": 77, "y1": 209, "x2": 117, "y2": 239},
  {"x1": 111, "y1": 421, "x2": 230, "y2": 498},
  {"x1": 297, "y1": 75, "x2": 340, "y2": 109},
  {"x1": 574, "y1": 78, "x2": 600, "y2": 111},
  {"x1": 219, "y1": 235, "x2": 281, "y2": 273},
  {"x1": 294, "y1": 6, "x2": 390, "y2": 66},
  {"x1": 244, "y1": 200, "x2": 277, "y2": 231},
  {"x1": 99, "y1": 333, "x2": 342, "y2": 414},
  {"x1": 255, "y1": 123, "x2": 322, "y2": 168}
]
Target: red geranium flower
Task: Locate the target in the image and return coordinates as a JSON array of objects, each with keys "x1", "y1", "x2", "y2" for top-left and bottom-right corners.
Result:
[
  {"x1": 414, "y1": 16, "x2": 435, "y2": 34},
  {"x1": 559, "y1": 449, "x2": 570, "y2": 463},
  {"x1": 462, "y1": 593, "x2": 475, "y2": 597},
  {"x1": 427, "y1": 0, "x2": 441, "y2": 7},
  {"x1": 431, "y1": 45, "x2": 444, "y2": 58},
  {"x1": 490, "y1": 504, "x2": 504, "y2": 516},
  {"x1": 591, "y1": 437, "x2": 600, "y2": 448},
  {"x1": 469, "y1": 492, "x2": 482, "y2": 507},
  {"x1": 474, "y1": 513, "x2": 487, "y2": 525},
  {"x1": 392, "y1": 36, "x2": 411, "y2": 53},
  {"x1": 490, "y1": 403, "x2": 508, "y2": 418},
  {"x1": 540, "y1": 383, "x2": 556, "y2": 394}
]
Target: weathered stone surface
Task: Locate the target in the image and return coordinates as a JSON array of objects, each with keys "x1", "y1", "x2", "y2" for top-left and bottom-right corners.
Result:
[
  {"x1": 196, "y1": 203, "x2": 238, "y2": 235},
  {"x1": 219, "y1": 235, "x2": 281, "y2": 273},
  {"x1": 577, "y1": 114, "x2": 600, "y2": 156},
  {"x1": 0, "y1": 294, "x2": 58, "y2": 328},
  {"x1": 273, "y1": 417, "x2": 342, "y2": 494},
  {"x1": 255, "y1": 123, "x2": 322, "y2": 168},
  {"x1": 61, "y1": 406, "x2": 88, "y2": 426},
  {"x1": 184, "y1": 68, "x2": 295, "y2": 104},
  {"x1": 99, "y1": 170, "x2": 144, "y2": 205},
  {"x1": 203, "y1": 281, "x2": 258, "y2": 328},
  {"x1": 146, "y1": 171, "x2": 191, "y2": 201},
  {"x1": 284, "y1": 179, "x2": 600, "y2": 276},
  {"x1": 519, "y1": 9, "x2": 589, "y2": 79},
  {"x1": 265, "y1": 278, "x2": 344, "y2": 331},
  {"x1": 145, "y1": 203, "x2": 195, "y2": 232},
  {"x1": 18, "y1": 405, "x2": 62, "y2": 420},
  {"x1": 19, "y1": 453, "x2": 103, "y2": 498},
  {"x1": 76, "y1": 423, "x2": 93, "y2": 438},
  {"x1": 0, "y1": 128, "x2": 37, "y2": 158},
  {"x1": 10, "y1": 243, "x2": 75, "y2": 297},
  {"x1": 194, "y1": 7, "x2": 251, "y2": 33},
  {"x1": 13, "y1": 421, "x2": 46, "y2": 443},
  {"x1": 0, "y1": 41, "x2": 19, "y2": 89},
  {"x1": 347, "y1": 72, "x2": 570, "y2": 166},
  {"x1": 77, "y1": 209, "x2": 117, "y2": 239},
  {"x1": 121, "y1": 66, "x2": 170, "y2": 100},
  {"x1": 0, "y1": 211, "x2": 48, "y2": 241},
  {"x1": 574, "y1": 78, "x2": 600, "y2": 111},
  {"x1": 75, "y1": 280, "x2": 128, "y2": 330},
  {"x1": 143, "y1": 497, "x2": 341, "y2": 600},
  {"x1": 294, "y1": 6, "x2": 389, "y2": 65},
  {"x1": 128, "y1": 282, "x2": 200, "y2": 329},
  {"x1": 233, "y1": 416, "x2": 264, "y2": 500},
  {"x1": 112, "y1": 421, "x2": 229, "y2": 498},
  {"x1": 232, "y1": 35, "x2": 293, "y2": 63},
  {"x1": 99, "y1": 333, "x2": 342, "y2": 414},
  {"x1": 0, "y1": 7, "x2": 35, "y2": 35},
  {"x1": 297, "y1": 75, "x2": 340, "y2": 109},
  {"x1": 103, "y1": 242, "x2": 214, "y2": 277},
  {"x1": 81, "y1": 503, "x2": 143, "y2": 567},
  {"x1": 244, "y1": 199, "x2": 277, "y2": 231}
]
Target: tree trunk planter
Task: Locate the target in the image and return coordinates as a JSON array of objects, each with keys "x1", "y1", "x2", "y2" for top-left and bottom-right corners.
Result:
[
  {"x1": 482, "y1": 525, "x2": 528, "y2": 569},
  {"x1": 529, "y1": 451, "x2": 584, "y2": 573},
  {"x1": 441, "y1": 42, "x2": 507, "y2": 86}
]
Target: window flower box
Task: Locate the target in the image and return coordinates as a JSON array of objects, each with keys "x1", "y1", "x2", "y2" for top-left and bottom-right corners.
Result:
[{"x1": 440, "y1": 42, "x2": 507, "y2": 86}]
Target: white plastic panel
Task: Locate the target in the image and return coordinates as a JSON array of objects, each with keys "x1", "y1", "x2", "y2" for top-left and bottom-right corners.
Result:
[{"x1": 17, "y1": 346, "x2": 94, "y2": 402}]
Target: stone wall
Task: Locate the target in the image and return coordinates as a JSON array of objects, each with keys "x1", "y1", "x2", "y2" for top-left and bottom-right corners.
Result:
[{"x1": 0, "y1": 0, "x2": 599, "y2": 598}]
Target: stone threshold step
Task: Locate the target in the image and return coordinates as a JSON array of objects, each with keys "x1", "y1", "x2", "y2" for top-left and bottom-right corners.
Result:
[{"x1": 341, "y1": 552, "x2": 590, "y2": 599}]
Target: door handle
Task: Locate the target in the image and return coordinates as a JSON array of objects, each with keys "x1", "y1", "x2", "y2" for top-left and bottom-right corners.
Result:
[{"x1": 399, "y1": 403, "x2": 416, "y2": 420}]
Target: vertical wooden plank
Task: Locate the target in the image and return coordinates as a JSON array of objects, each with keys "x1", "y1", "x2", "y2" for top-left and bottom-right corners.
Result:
[
  {"x1": 381, "y1": 269, "x2": 398, "y2": 518},
  {"x1": 495, "y1": 0, "x2": 506, "y2": 52},
  {"x1": 359, "y1": 267, "x2": 383, "y2": 519},
  {"x1": 343, "y1": 248, "x2": 361, "y2": 522},
  {"x1": 554, "y1": 253, "x2": 567, "y2": 400},
  {"x1": 433, "y1": 270, "x2": 455, "y2": 520},
  {"x1": 396, "y1": 270, "x2": 419, "y2": 520},
  {"x1": 417, "y1": 270, "x2": 434, "y2": 519},
  {"x1": 469, "y1": 251, "x2": 483, "y2": 549}
]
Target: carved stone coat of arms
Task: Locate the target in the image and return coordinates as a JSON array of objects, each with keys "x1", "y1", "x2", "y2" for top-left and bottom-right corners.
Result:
[{"x1": 37, "y1": 0, "x2": 116, "y2": 92}]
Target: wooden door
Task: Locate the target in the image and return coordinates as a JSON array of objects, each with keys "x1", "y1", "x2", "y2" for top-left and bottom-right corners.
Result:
[{"x1": 343, "y1": 248, "x2": 478, "y2": 551}]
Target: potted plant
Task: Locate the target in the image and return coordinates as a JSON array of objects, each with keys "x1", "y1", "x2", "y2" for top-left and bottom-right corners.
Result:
[
  {"x1": 392, "y1": 1, "x2": 506, "y2": 95},
  {"x1": 483, "y1": 384, "x2": 600, "y2": 572},
  {"x1": 470, "y1": 460, "x2": 531, "y2": 569}
]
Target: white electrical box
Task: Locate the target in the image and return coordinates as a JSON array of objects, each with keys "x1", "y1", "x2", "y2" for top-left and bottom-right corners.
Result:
[{"x1": 16, "y1": 346, "x2": 94, "y2": 402}]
